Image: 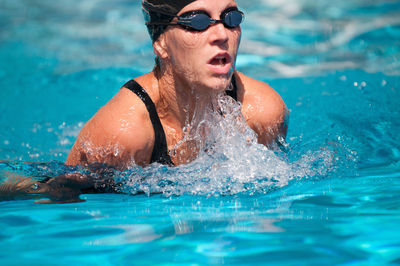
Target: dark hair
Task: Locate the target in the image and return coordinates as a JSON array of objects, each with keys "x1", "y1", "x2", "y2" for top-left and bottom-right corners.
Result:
[
  {"x1": 142, "y1": 0, "x2": 196, "y2": 42},
  {"x1": 153, "y1": 56, "x2": 162, "y2": 79}
]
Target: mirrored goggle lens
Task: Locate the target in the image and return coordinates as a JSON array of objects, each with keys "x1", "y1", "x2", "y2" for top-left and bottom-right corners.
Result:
[
  {"x1": 190, "y1": 13, "x2": 211, "y2": 30},
  {"x1": 180, "y1": 10, "x2": 243, "y2": 31},
  {"x1": 224, "y1": 10, "x2": 243, "y2": 28}
]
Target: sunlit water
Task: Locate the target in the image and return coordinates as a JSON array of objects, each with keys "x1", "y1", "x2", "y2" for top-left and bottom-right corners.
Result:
[{"x1": 1, "y1": 0, "x2": 400, "y2": 265}]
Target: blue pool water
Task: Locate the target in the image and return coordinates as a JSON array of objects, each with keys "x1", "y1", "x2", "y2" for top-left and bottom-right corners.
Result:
[{"x1": 1, "y1": 0, "x2": 400, "y2": 264}]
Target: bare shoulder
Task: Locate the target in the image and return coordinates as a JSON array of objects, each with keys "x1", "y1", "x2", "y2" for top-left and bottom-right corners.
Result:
[
  {"x1": 66, "y1": 75, "x2": 155, "y2": 168},
  {"x1": 236, "y1": 71, "x2": 286, "y2": 116},
  {"x1": 235, "y1": 71, "x2": 288, "y2": 145}
]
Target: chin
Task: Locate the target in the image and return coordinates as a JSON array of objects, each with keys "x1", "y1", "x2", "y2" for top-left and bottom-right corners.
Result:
[{"x1": 207, "y1": 74, "x2": 232, "y2": 92}]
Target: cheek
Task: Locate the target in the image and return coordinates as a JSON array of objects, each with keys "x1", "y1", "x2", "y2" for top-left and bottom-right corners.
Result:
[
  {"x1": 231, "y1": 29, "x2": 242, "y2": 51},
  {"x1": 168, "y1": 31, "x2": 205, "y2": 65},
  {"x1": 181, "y1": 32, "x2": 203, "y2": 48}
]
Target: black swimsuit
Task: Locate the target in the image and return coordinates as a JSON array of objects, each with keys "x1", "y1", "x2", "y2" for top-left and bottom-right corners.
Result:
[{"x1": 123, "y1": 75, "x2": 238, "y2": 166}]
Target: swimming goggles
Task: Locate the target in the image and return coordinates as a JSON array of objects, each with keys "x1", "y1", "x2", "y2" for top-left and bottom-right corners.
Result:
[{"x1": 146, "y1": 7, "x2": 245, "y2": 32}]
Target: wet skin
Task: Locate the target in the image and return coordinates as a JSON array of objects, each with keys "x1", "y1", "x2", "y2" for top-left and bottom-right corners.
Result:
[
  {"x1": 67, "y1": 0, "x2": 288, "y2": 168},
  {"x1": 0, "y1": 0, "x2": 288, "y2": 203}
]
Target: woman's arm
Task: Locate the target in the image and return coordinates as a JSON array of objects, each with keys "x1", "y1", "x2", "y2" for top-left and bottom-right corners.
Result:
[{"x1": 0, "y1": 173, "x2": 92, "y2": 203}]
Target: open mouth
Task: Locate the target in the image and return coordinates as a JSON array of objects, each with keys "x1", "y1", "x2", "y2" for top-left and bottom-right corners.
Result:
[{"x1": 209, "y1": 53, "x2": 231, "y2": 66}]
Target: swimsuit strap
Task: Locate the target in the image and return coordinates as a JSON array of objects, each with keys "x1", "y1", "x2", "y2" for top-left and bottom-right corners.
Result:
[
  {"x1": 123, "y1": 75, "x2": 238, "y2": 166},
  {"x1": 226, "y1": 73, "x2": 238, "y2": 101},
  {"x1": 123, "y1": 79, "x2": 174, "y2": 166}
]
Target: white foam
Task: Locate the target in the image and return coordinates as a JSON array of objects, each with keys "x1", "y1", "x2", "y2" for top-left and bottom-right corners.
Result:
[{"x1": 118, "y1": 93, "x2": 335, "y2": 197}]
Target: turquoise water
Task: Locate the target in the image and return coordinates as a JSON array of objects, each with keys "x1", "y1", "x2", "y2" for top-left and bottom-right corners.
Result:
[{"x1": 1, "y1": 0, "x2": 400, "y2": 264}]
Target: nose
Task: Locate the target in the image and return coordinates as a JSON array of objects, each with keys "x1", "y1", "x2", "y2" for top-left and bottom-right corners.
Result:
[{"x1": 209, "y1": 22, "x2": 229, "y2": 46}]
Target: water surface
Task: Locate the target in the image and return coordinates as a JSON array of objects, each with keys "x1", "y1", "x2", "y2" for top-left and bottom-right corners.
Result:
[{"x1": 0, "y1": 0, "x2": 399, "y2": 264}]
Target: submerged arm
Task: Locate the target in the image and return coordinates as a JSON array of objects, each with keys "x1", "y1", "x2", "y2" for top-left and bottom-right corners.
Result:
[
  {"x1": 0, "y1": 164, "x2": 121, "y2": 204},
  {"x1": 0, "y1": 173, "x2": 95, "y2": 203}
]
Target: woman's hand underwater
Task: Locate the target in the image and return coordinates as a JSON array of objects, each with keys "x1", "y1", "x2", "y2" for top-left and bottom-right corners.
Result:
[{"x1": 0, "y1": 174, "x2": 95, "y2": 204}]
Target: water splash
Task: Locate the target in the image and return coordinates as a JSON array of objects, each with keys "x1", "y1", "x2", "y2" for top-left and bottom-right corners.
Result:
[
  {"x1": 1, "y1": 74, "x2": 368, "y2": 201},
  {"x1": 117, "y1": 93, "x2": 337, "y2": 197}
]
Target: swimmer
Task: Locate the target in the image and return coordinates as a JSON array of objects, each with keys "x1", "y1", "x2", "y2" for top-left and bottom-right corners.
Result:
[
  {"x1": 66, "y1": 0, "x2": 288, "y2": 168},
  {"x1": 1, "y1": 0, "x2": 288, "y2": 203}
]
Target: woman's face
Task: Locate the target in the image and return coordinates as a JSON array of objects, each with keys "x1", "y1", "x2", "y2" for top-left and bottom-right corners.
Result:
[{"x1": 161, "y1": 0, "x2": 242, "y2": 92}]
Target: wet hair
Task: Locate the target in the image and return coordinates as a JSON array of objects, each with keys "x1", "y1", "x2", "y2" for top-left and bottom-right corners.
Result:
[
  {"x1": 142, "y1": 0, "x2": 197, "y2": 74},
  {"x1": 142, "y1": 0, "x2": 197, "y2": 42}
]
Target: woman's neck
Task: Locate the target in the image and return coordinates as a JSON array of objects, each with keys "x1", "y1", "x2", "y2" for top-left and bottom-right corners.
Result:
[{"x1": 156, "y1": 71, "x2": 220, "y2": 129}]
